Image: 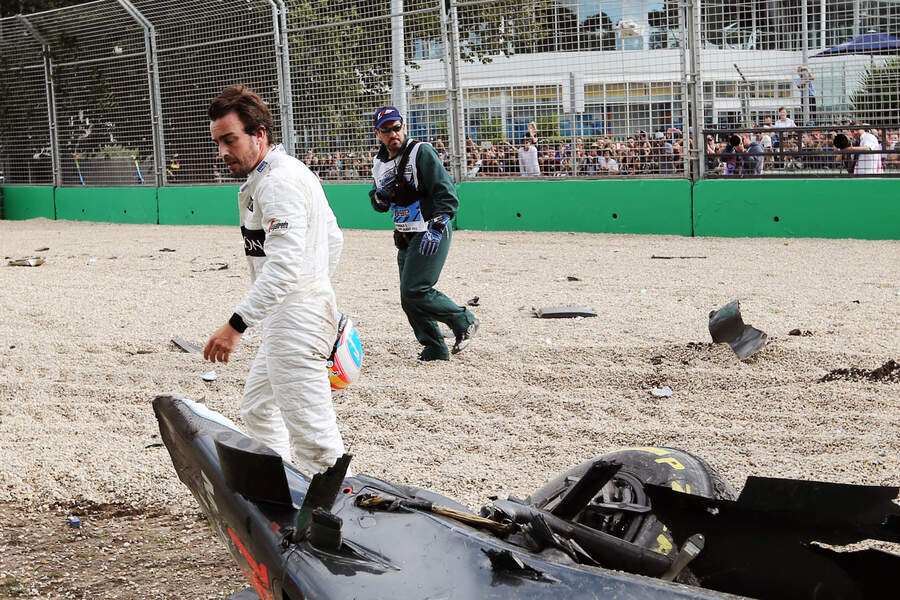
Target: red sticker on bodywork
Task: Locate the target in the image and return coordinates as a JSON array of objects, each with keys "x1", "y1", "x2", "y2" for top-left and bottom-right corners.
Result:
[{"x1": 228, "y1": 527, "x2": 273, "y2": 600}]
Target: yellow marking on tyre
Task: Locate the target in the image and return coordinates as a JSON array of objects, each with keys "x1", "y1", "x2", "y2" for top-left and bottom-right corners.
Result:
[
  {"x1": 655, "y1": 456, "x2": 685, "y2": 470},
  {"x1": 655, "y1": 533, "x2": 674, "y2": 555},
  {"x1": 671, "y1": 481, "x2": 692, "y2": 494},
  {"x1": 628, "y1": 447, "x2": 670, "y2": 456}
]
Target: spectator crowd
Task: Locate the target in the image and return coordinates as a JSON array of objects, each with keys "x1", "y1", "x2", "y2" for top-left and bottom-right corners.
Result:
[
  {"x1": 294, "y1": 108, "x2": 897, "y2": 181},
  {"x1": 705, "y1": 109, "x2": 897, "y2": 176}
]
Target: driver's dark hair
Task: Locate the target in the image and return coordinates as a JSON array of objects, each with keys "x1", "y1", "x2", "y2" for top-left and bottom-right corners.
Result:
[{"x1": 208, "y1": 85, "x2": 276, "y2": 145}]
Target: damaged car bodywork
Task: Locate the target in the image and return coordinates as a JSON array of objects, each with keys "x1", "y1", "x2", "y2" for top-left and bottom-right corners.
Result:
[{"x1": 153, "y1": 395, "x2": 899, "y2": 600}]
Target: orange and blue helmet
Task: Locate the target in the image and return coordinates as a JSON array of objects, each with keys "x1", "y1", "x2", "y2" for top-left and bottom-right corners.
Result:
[{"x1": 328, "y1": 314, "x2": 362, "y2": 390}]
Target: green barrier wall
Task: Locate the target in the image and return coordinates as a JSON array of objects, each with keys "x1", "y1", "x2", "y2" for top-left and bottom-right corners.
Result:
[
  {"x1": 0, "y1": 186, "x2": 55, "y2": 220},
  {"x1": 55, "y1": 187, "x2": 158, "y2": 224},
  {"x1": 3, "y1": 179, "x2": 898, "y2": 240},
  {"x1": 159, "y1": 185, "x2": 239, "y2": 225},
  {"x1": 456, "y1": 179, "x2": 693, "y2": 235},
  {"x1": 156, "y1": 183, "x2": 390, "y2": 228},
  {"x1": 693, "y1": 179, "x2": 900, "y2": 240},
  {"x1": 323, "y1": 184, "x2": 393, "y2": 230}
]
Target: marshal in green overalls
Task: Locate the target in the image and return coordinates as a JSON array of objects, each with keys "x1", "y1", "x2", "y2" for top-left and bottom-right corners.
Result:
[{"x1": 369, "y1": 106, "x2": 478, "y2": 361}]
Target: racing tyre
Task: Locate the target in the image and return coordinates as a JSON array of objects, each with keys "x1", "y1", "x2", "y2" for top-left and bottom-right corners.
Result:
[{"x1": 526, "y1": 447, "x2": 736, "y2": 572}]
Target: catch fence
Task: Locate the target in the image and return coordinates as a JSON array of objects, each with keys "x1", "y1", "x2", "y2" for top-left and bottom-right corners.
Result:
[{"x1": 0, "y1": 0, "x2": 897, "y2": 187}]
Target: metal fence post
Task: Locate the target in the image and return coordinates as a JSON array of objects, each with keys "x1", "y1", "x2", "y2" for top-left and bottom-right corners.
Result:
[
  {"x1": 267, "y1": 0, "x2": 291, "y2": 155},
  {"x1": 117, "y1": 0, "x2": 166, "y2": 186},
  {"x1": 275, "y1": 0, "x2": 295, "y2": 155},
  {"x1": 16, "y1": 15, "x2": 60, "y2": 187},
  {"x1": 440, "y1": 0, "x2": 461, "y2": 182},
  {"x1": 448, "y1": 0, "x2": 466, "y2": 182},
  {"x1": 391, "y1": 0, "x2": 407, "y2": 116},
  {"x1": 801, "y1": 0, "x2": 809, "y2": 125},
  {"x1": 678, "y1": 1, "x2": 691, "y2": 179},
  {"x1": 686, "y1": 0, "x2": 704, "y2": 180}
]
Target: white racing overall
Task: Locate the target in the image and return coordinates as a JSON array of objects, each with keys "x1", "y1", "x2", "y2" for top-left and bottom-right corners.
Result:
[{"x1": 234, "y1": 144, "x2": 346, "y2": 475}]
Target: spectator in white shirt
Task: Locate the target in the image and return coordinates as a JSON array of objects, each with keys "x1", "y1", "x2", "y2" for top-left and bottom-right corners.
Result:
[
  {"x1": 840, "y1": 125, "x2": 884, "y2": 174},
  {"x1": 603, "y1": 149, "x2": 619, "y2": 173},
  {"x1": 517, "y1": 137, "x2": 540, "y2": 176},
  {"x1": 773, "y1": 107, "x2": 797, "y2": 129}
]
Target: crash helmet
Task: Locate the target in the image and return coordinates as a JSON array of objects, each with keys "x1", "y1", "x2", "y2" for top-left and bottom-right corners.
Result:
[{"x1": 328, "y1": 314, "x2": 362, "y2": 389}]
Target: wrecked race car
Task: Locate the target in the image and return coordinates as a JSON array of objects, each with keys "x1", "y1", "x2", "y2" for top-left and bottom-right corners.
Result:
[{"x1": 153, "y1": 395, "x2": 900, "y2": 600}]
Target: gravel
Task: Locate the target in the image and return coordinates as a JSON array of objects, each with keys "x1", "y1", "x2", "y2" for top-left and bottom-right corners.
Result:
[{"x1": 1, "y1": 218, "x2": 898, "y2": 598}]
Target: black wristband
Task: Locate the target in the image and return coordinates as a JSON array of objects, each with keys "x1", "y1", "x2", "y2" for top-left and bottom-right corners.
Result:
[
  {"x1": 229, "y1": 312, "x2": 248, "y2": 334},
  {"x1": 430, "y1": 214, "x2": 449, "y2": 233}
]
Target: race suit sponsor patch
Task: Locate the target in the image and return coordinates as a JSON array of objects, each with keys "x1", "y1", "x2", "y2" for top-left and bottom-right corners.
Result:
[
  {"x1": 266, "y1": 218, "x2": 290, "y2": 235},
  {"x1": 242, "y1": 226, "x2": 266, "y2": 256}
]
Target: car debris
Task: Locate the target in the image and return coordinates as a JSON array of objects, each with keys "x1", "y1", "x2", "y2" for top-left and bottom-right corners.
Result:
[
  {"x1": 201, "y1": 371, "x2": 218, "y2": 382},
  {"x1": 171, "y1": 338, "x2": 203, "y2": 353},
  {"x1": 650, "y1": 386, "x2": 673, "y2": 397},
  {"x1": 651, "y1": 255, "x2": 707, "y2": 260},
  {"x1": 154, "y1": 395, "x2": 900, "y2": 600},
  {"x1": 191, "y1": 262, "x2": 228, "y2": 272},
  {"x1": 788, "y1": 329, "x2": 813, "y2": 336},
  {"x1": 533, "y1": 307, "x2": 598, "y2": 319},
  {"x1": 708, "y1": 300, "x2": 767, "y2": 360},
  {"x1": 8, "y1": 257, "x2": 45, "y2": 267}
]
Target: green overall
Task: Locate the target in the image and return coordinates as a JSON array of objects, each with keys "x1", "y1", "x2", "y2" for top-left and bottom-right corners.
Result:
[
  {"x1": 370, "y1": 138, "x2": 475, "y2": 360},
  {"x1": 397, "y1": 225, "x2": 473, "y2": 360}
]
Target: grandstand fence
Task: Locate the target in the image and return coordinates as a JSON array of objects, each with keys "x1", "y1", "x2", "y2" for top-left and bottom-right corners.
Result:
[{"x1": 1, "y1": 0, "x2": 897, "y2": 187}]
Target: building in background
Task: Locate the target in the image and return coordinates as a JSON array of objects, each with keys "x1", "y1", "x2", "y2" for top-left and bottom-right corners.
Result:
[{"x1": 405, "y1": 0, "x2": 899, "y2": 142}]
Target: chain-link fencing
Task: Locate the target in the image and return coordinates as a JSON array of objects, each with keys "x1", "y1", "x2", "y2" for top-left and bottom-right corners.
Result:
[
  {"x1": 1, "y1": 0, "x2": 897, "y2": 187},
  {"x1": 449, "y1": 0, "x2": 693, "y2": 178},
  {"x1": 0, "y1": 14, "x2": 52, "y2": 186},
  {"x1": 699, "y1": 0, "x2": 899, "y2": 176},
  {"x1": 281, "y1": 0, "x2": 444, "y2": 181},
  {"x1": 138, "y1": 0, "x2": 286, "y2": 185}
]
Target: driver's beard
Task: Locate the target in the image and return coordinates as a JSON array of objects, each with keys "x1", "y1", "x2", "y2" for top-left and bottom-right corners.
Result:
[{"x1": 229, "y1": 161, "x2": 254, "y2": 178}]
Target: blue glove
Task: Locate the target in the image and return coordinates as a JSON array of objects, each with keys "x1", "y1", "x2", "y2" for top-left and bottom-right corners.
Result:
[{"x1": 418, "y1": 214, "x2": 450, "y2": 256}]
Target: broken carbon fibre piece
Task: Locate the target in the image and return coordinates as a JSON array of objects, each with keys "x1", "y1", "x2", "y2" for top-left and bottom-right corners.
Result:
[
  {"x1": 171, "y1": 338, "x2": 203, "y2": 353},
  {"x1": 294, "y1": 453, "x2": 352, "y2": 542},
  {"x1": 533, "y1": 307, "x2": 598, "y2": 319},
  {"x1": 708, "y1": 300, "x2": 767, "y2": 360}
]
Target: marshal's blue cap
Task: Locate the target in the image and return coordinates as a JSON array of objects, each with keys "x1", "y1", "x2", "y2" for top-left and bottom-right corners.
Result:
[{"x1": 374, "y1": 106, "x2": 403, "y2": 128}]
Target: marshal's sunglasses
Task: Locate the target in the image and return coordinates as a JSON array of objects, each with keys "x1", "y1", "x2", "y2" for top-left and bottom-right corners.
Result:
[{"x1": 378, "y1": 124, "x2": 403, "y2": 134}]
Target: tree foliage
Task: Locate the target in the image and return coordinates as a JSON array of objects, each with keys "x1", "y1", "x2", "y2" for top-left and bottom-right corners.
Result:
[
  {"x1": 286, "y1": 0, "x2": 540, "y2": 153},
  {"x1": 851, "y1": 58, "x2": 900, "y2": 125},
  {"x1": 1, "y1": 0, "x2": 84, "y2": 18}
]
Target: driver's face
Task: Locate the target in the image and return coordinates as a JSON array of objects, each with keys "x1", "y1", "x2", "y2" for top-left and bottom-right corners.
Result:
[
  {"x1": 375, "y1": 120, "x2": 406, "y2": 156},
  {"x1": 210, "y1": 112, "x2": 267, "y2": 178}
]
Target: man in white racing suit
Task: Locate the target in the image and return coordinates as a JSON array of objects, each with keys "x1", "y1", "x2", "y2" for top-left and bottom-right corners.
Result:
[{"x1": 204, "y1": 85, "x2": 347, "y2": 475}]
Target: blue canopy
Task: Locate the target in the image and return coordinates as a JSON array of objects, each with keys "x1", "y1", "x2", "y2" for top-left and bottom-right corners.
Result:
[{"x1": 812, "y1": 33, "x2": 900, "y2": 57}]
